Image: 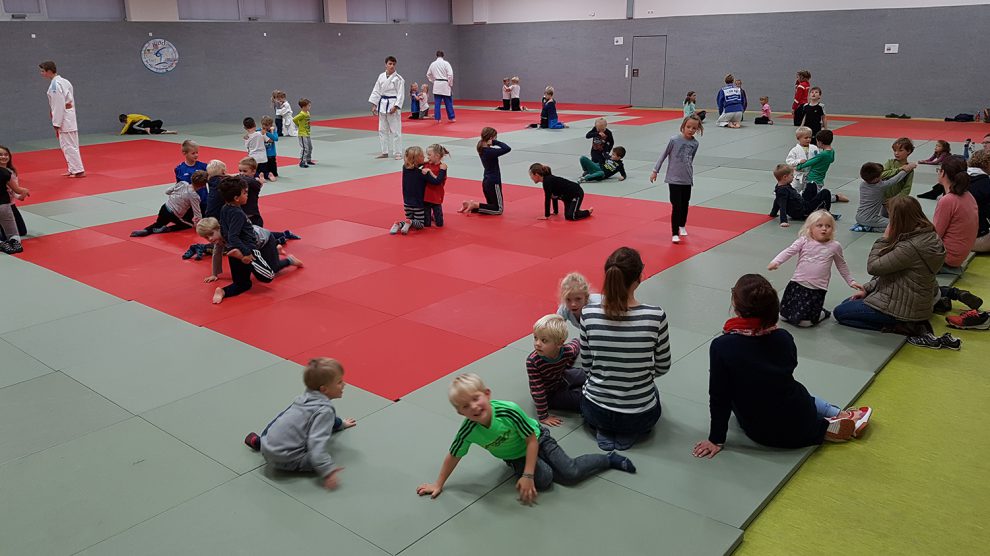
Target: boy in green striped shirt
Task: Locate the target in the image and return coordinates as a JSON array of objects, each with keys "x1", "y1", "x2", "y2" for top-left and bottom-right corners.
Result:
[{"x1": 416, "y1": 374, "x2": 635, "y2": 505}]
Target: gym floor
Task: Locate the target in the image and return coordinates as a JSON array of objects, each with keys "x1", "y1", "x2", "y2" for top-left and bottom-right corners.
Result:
[{"x1": 2, "y1": 105, "x2": 987, "y2": 555}]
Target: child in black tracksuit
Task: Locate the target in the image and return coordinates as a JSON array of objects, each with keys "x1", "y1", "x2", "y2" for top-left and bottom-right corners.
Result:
[
  {"x1": 769, "y1": 164, "x2": 831, "y2": 227},
  {"x1": 585, "y1": 118, "x2": 615, "y2": 165},
  {"x1": 206, "y1": 177, "x2": 299, "y2": 304},
  {"x1": 529, "y1": 163, "x2": 592, "y2": 221}
]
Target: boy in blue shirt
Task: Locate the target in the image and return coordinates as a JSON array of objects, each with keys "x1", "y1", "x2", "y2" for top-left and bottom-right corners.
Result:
[
  {"x1": 417, "y1": 374, "x2": 635, "y2": 505},
  {"x1": 175, "y1": 140, "x2": 208, "y2": 212}
]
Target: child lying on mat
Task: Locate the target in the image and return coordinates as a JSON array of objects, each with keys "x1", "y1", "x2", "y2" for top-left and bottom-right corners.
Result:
[
  {"x1": 417, "y1": 373, "x2": 635, "y2": 506},
  {"x1": 244, "y1": 357, "x2": 357, "y2": 490},
  {"x1": 130, "y1": 170, "x2": 207, "y2": 237}
]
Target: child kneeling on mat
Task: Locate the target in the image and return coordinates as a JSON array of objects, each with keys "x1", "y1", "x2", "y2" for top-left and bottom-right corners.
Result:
[
  {"x1": 417, "y1": 373, "x2": 636, "y2": 505},
  {"x1": 244, "y1": 357, "x2": 357, "y2": 490},
  {"x1": 197, "y1": 177, "x2": 302, "y2": 304},
  {"x1": 692, "y1": 274, "x2": 873, "y2": 459}
]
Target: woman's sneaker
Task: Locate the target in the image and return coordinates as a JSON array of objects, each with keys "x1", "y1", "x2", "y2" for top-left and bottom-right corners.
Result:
[
  {"x1": 0, "y1": 238, "x2": 23, "y2": 254},
  {"x1": 907, "y1": 333, "x2": 942, "y2": 349},
  {"x1": 937, "y1": 333, "x2": 962, "y2": 350},
  {"x1": 946, "y1": 310, "x2": 990, "y2": 330},
  {"x1": 848, "y1": 406, "x2": 873, "y2": 437},
  {"x1": 824, "y1": 417, "x2": 855, "y2": 442}
]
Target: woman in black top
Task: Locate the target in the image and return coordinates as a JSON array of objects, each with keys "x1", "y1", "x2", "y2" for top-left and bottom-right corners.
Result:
[
  {"x1": 461, "y1": 127, "x2": 510, "y2": 215},
  {"x1": 692, "y1": 274, "x2": 872, "y2": 459},
  {"x1": 529, "y1": 163, "x2": 592, "y2": 221}
]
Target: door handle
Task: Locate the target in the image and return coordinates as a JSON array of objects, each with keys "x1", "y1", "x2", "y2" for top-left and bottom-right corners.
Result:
[{"x1": 631, "y1": 68, "x2": 639, "y2": 77}]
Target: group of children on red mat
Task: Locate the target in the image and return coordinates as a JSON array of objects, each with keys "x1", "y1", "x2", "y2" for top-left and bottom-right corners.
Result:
[{"x1": 243, "y1": 248, "x2": 873, "y2": 502}]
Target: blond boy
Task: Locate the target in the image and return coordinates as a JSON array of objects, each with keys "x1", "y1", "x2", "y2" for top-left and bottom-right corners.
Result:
[{"x1": 526, "y1": 315, "x2": 585, "y2": 426}]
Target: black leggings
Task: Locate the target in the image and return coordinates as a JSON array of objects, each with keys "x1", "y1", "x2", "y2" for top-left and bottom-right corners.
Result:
[
  {"x1": 511, "y1": 98, "x2": 521, "y2": 111},
  {"x1": 145, "y1": 205, "x2": 192, "y2": 232},
  {"x1": 476, "y1": 179, "x2": 504, "y2": 215},
  {"x1": 275, "y1": 116, "x2": 283, "y2": 136},
  {"x1": 668, "y1": 183, "x2": 692, "y2": 235},
  {"x1": 563, "y1": 193, "x2": 591, "y2": 221},
  {"x1": 128, "y1": 119, "x2": 164, "y2": 134},
  {"x1": 802, "y1": 183, "x2": 832, "y2": 214}
]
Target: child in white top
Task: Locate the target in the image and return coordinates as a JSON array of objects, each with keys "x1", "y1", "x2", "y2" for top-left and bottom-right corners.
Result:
[
  {"x1": 275, "y1": 91, "x2": 297, "y2": 137},
  {"x1": 243, "y1": 117, "x2": 267, "y2": 184},
  {"x1": 418, "y1": 84, "x2": 430, "y2": 119},
  {"x1": 785, "y1": 126, "x2": 819, "y2": 193},
  {"x1": 497, "y1": 77, "x2": 512, "y2": 110},
  {"x1": 510, "y1": 77, "x2": 524, "y2": 111},
  {"x1": 768, "y1": 210, "x2": 861, "y2": 327}
]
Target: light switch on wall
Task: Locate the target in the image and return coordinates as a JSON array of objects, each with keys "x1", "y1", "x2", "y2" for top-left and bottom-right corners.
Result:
[
  {"x1": 614, "y1": 36, "x2": 623, "y2": 45},
  {"x1": 884, "y1": 43, "x2": 899, "y2": 54}
]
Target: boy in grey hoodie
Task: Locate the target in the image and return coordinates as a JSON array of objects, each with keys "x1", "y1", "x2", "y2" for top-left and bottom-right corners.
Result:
[{"x1": 245, "y1": 357, "x2": 356, "y2": 490}]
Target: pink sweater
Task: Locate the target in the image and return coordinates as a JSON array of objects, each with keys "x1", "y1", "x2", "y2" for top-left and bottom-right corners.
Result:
[
  {"x1": 772, "y1": 236, "x2": 855, "y2": 290},
  {"x1": 934, "y1": 191, "x2": 978, "y2": 267}
]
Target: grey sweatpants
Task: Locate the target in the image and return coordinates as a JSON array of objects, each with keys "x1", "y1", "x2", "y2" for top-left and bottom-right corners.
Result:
[{"x1": 0, "y1": 204, "x2": 19, "y2": 240}]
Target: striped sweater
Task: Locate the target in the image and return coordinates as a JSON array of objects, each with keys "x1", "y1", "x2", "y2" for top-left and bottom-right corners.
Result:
[
  {"x1": 526, "y1": 339, "x2": 580, "y2": 420},
  {"x1": 578, "y1": 303, "x2": 671, "y2": 414}
]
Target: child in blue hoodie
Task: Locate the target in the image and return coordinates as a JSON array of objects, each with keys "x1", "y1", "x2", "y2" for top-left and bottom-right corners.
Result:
[{"x1": 245, "y1": 357, "x2": 357, "y2": 490}]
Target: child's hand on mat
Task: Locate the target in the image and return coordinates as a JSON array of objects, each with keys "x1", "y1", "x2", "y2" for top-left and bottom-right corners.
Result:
[
  {"x1": 540, "y1": 416, "x2": 563, "y2": 427},
  {"x1": 323, "y1": 468, "x2": 343, "y2": 490},
  {"x1": 516, "y1": 476, "x2": 538, "y2": 505},
  {"x1": 692, "y1": 440, "x2": 722, "y2": 459},
  {"x1": 767, "y1": 262, "x2": 779, "y2": 271},
  {"x1": 416, "y1": 482, "x2": 443, "y2": 499},
  {"x1": 649, "y1": 171, "x2": 658, "y2": 183},
  {"x1": 618, "y1": 176, "x2": 625, "y2": 181},
  {"x1": 204, "y1": 275, "x2": 218, "y2": 283},
  {"x1": 340, "y1": 418, "x2": 357, "y2": 430}
]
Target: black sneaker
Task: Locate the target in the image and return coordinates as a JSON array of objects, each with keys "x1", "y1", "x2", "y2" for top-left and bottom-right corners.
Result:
[
  {"x1": 934, "y1": 296, "x2": 953, "y2": 314},
  {"x1": 3, "y1": 238, "x2": 23, "y2": 254},
  {"x1": 946, "y1": 310, "x2": 990, "y2": 330},
  {"x1": 907, "y1": 333, "x2": 942, "y2": 350},
  {"x1": 949, "y1": 288, "x2": 983, "y2": 311},
  {"x1": 938, "y1": 333, "x2": 962, "y2": 351},
  {"x1": 1, "y1": 240, "x2": 18, "y2": 254}
]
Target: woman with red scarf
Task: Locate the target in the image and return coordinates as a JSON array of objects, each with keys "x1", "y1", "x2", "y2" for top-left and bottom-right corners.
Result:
[{"x1": 692, "y1": 274, "x2": 874, "y2": 459}]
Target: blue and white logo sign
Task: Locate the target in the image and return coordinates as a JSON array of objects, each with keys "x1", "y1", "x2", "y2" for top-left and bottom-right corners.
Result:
[{"x1": 141, "y1": 38, "x2": 179, "y2": 73}]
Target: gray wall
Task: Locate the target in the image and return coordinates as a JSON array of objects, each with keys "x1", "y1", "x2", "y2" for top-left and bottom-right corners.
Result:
[
  {"x1": 455, "y1": 5, "x2": 989, "y2": 118},
  {"x1": 0, "y1": 21, "x2": 456, "y2": 140}
]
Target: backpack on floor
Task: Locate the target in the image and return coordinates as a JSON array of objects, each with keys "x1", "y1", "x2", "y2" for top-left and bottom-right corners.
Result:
[{"x1": 945, "y1": 113, "x2": 975, "y2": 122}]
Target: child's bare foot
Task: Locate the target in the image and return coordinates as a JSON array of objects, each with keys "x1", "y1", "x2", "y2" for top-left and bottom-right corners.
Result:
[
  {"x1": 458, "y1": 200, "x2": 471, "y2": 213},
  {"x1": 212, "y1": 287, "x2": 225, "y2": 304},
  {"x1": 587, "y1": 207, "x2": 595, "y2": 215},
  {"x1": 269, "y1": 176, "x2": 277, "y2": 182},
  {"x1": 287, "y1": 254, "x2": 304, "y2": 267},
  {"x1": 163, "y1": 130, "x2": 178, "y2": 134},
  {"x1": 835, "y1": 193, "x2": 850, "y2": 203}
]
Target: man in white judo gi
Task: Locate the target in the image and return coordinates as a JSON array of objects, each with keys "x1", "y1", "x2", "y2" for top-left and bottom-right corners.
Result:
[
  {"x1": 426, "y1": 50, "x2": 456, "y2": 123},
  {"x1": 39, "y1": 60, "x2": 85, "y2": 178},
  {"x1": 369, "y1": 56, "x2": 405, "y2": 160}
]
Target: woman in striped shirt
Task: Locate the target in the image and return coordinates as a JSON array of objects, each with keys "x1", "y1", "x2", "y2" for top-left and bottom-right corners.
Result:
[{"x1": 579, "y1": 247, "x2": 671, "y2": 451}]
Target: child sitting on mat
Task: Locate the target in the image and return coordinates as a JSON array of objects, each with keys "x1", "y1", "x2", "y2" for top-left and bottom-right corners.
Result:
[
  {"x1": 130, "y1": 170, "x2": 207, "y2": 237},
  {"x1": 244, "y1": 357, "x2": 356, "y2": 490},
  {"x1": 585, "y1": 118, "x2": 614, "y2": 165},
  {"x1": 768, "y1": 209, "x2": 861, "y2": 327},
  {"x1": 579, "y1": 146, "x2": 627, "y2": 182},
  {"x1": 691, "y1": 273, "x2": 872, "y2": 459},
  {"x1": 416, "y1": 373, "x2": 635, "y2": 505},
  {"x1": 200, "y1": 178, "x2": 302, "y2": 304},
  {"x1": 770, "y1": 164, "x2": 834, "y2": 227},
  {"x1": 556, "y1": 272, "x2": 602, "y2": 328},
  {"x1": 852, "y1": 161, "x2": 914, "y2": 232},
  {"x1": 530, "y1": 163, "x2": 592, "y2": 221},
  {"x1": 527, "y1": 314, "x2": 585, "y2": 427}
]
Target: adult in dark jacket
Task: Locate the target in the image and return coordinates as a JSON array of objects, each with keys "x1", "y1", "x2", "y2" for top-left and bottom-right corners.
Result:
[
  {"x1": 967, "y1": 150, "x2": 990, "y2": 253},
  {"x1": 692, "y1": 274, "x2": 868, "y2": 459}
]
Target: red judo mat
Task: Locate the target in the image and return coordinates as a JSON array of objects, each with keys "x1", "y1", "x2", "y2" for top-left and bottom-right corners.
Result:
[
  {"x1": 17, "y1": 174, "x2": 767, "y2": 400},
  {"x1": 454, "y1": 99, "x2": 684, "y2": 126},
  {"x1": 14, "y1": 139, "x2": 300, "y2": 205},
  {"x1": 832, "y1": 119, "x2": 990, "y2": 142}
]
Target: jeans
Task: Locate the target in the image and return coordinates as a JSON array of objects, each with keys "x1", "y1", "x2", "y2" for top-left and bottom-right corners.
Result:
[
  {"x1": 434, "y1": 94, "x2": 455, "y2": 121},
  {"x1": 832, "y1": 298, "x2": 899, "y2": 331},
  {"x1": 580, "y1": 394, "x2": 661, "y2": 437},
  {"x1": 298, "y1": 135, "x2": 313, "y2": 163},
  {"x1": 813, "y1": 397, "x2": 840, "y2": 419},
  {"x1": 505, "y1": 427, "x2": 609, "y2": 491}
]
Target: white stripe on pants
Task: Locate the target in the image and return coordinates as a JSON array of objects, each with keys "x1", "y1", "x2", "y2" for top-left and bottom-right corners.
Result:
[
  {"x1": 378, "y1": 111, "x2": 402, "y2": 156},
  {"x1": 58, "y1": 130, "x2": 84, "y2": 174}
]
